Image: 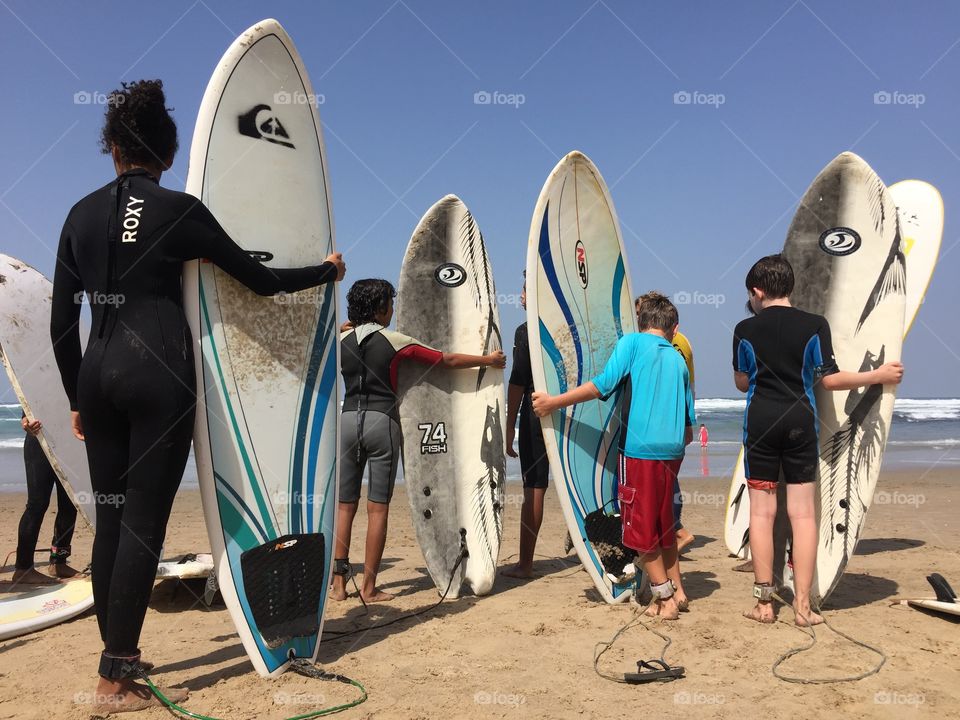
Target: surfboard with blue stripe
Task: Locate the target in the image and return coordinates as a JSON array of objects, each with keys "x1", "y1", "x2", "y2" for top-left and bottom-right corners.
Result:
[
  {"x1": 183, "y1": 19, "x2": 338, "y2": 677},
  {"x1": 526, "y1": 151, "x2": 637, "y2": 604}
]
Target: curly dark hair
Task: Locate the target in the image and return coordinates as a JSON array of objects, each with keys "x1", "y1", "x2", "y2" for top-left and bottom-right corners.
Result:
[
  {"x1": 99, "y1": 79, "x2": 178, "y2": 167},
  {"x1": 346, "y1": 279, "x2": 396, "y2": 325}
]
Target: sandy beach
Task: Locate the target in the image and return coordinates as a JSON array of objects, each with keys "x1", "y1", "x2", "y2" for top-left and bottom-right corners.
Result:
[{"x1": 1, "y1": 468, "x2": 957, "y2": 719}]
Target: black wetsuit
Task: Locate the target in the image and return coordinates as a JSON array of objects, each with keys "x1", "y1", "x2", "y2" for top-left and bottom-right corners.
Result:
[
  {"x1": 733, "y1": 306, "x2": 838, "y2": 483},
  {"x1": 51, "y1": 169, "x2": 336, "y2": 672},
  {"x1": 509, "y1": 323, "x2": 548, "y2": 489},
  {"x1": 16, "y1": 413, "x2": 77, "y2": 570}
]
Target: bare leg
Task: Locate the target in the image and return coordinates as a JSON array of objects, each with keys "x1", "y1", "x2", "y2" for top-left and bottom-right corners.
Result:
[
  {"x1": 360, "y1": 501, "x2": 393, "y2": 602},
  {"x1": 330, "y1": 501, "x2": 358, "y2": 601},
  {"x1": 745, "y1": 486, "x2": 777, "y2": 623},
  {"x1": 663, "y1": 544, "x2": 687, "y2": 609},
  {"x1": 638, "y1": 549, "x2": 679, "y2": 619},
  {"x1": 786, "y1": 482, "x2": 823, "y2": 626},
  {"x1": 503, "y1": 487, "x2": 545, "y2": 578}
]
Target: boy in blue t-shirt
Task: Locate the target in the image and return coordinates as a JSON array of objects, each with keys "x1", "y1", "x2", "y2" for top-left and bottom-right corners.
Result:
[{"x1": 533, "y1": 294, "x2": 695, "y2": 619}]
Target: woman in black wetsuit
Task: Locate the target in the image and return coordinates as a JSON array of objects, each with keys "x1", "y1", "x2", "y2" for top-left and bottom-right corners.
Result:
[{"x1": 50, "y1": 80, "x2": 345, "y2": 715}]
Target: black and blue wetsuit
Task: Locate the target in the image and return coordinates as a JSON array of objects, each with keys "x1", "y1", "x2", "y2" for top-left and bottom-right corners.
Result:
[
  {"x1": 51, "y1": 168, "x2": 336, "y2": 675},
  {"x1": 733, "y1": 306, "x2": 838, "y2": 484}
]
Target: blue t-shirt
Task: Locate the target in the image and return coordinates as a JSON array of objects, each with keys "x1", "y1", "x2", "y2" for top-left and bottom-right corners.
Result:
[{"x1": 591, "y1": 332, "x2": 696, "y2": 461}]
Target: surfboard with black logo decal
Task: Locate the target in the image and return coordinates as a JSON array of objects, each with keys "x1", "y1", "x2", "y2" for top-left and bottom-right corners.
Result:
[
  {"x1": 526, "y1": 151, "x2": 638, "y2": 604},
  {"x1": 397, "y1": 195, "x2": 505, "y2": 598},
  {"x1": 782, "y1": 151, "x2": 905, "y2": 600},
  {"x1": 182, "y1": 19, "x2": 338, "y2": 677}
]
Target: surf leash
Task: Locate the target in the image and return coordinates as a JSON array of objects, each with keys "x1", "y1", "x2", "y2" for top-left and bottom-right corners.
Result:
[
  {"x1": 138, "y1": 659, "x2": 367, "y2": 719},
  {"x1": 322, "y1": 541, "x2": 469, "y2": 642},
  {"x1": 769, "y1": 591, "x2": 886, "y2": 684},
  {"x1": 593, "y1": 583, "x2": 685, "y2": 684}
]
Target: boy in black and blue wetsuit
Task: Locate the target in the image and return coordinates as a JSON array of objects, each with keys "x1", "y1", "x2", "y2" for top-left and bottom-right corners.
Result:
[{"x1": 732, "y1": 255, "x2": 903, "y2": 625}]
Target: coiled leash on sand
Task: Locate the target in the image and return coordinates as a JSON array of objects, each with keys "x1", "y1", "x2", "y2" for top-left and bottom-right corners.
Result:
[
  {"x1": 593, "y1": 580, "x2": 685, "y2": 684},
  {"x1": 768, "y1": 589, "x2": 886, "y2": 684},
  {"x1": 137, "y1": 653, "x2": 367, "y2": 720}
]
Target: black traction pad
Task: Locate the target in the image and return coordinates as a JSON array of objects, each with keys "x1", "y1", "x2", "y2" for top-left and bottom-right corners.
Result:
[
  {"x1": 583, "y1": 509, "x2": 634, "y2": 578},
  {"x1": 240, "y1": 533, "x2": 325, "y2": 648}
]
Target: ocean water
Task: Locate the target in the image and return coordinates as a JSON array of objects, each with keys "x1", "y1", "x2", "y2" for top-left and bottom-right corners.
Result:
[{"x1": 1, "y1": 398, "x2": 958, "y2": 492}]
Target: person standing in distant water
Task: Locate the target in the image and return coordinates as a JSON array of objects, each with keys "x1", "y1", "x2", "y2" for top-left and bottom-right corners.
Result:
[
  {"x1": 503, "y1": 275, "x2": 550, "y2": 579},
  {"x1": 12, "y1": 413, "x2": 78, "y2": 586},
  {"x1": 699, "y1": 424, "x2": 709, "y2": 449},
  {"x1": 51, "y1": 79, "x2": 345, "y2": 715},
  {"x1": 332, "y1": 279, "x2": 505, "y2": 603}
]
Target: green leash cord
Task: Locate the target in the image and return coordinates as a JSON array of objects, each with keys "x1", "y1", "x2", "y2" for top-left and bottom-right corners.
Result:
[{"x1": 140, "y1": 660, "x2": 367, "y2": 719}]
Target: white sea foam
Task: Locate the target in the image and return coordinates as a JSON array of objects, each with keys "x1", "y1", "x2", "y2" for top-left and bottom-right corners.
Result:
[
  {"x1": 0, "y1": 438, "x2": 24, "y2": 449},
  {"x1": 695, "y1": 398, "x2": 746, "y2": 413},
  {"x1": 893, "y1": 399, "x2": 960, "y2": 422}
]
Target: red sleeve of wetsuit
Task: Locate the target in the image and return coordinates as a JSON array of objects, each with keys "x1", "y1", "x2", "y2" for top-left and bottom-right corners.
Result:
[{"x1": 389, "y1": 345, "x2": 444, "y2": 392}]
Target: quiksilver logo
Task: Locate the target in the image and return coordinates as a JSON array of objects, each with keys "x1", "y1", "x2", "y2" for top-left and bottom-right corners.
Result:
[
  {"x1": 575, "y1": 240, "x2": 588, "y2": 287},
  {"x1": 238, "y1": 104, "x2": 294, "y2": 148},
  {"x1": 121, "y1": 196, "x2": 144, "y2": 243}
]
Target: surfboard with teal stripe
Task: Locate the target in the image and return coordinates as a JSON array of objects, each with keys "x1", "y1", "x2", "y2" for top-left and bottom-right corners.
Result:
[
  {"x1": 526, "y1": 151, "x2": 637, "y2": 604},
  {"x1": 183, "y1": 19, "x2": 338, "y2": 677}
]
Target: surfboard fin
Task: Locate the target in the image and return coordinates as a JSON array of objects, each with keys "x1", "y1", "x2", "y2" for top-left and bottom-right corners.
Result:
[{"x1": 927, "y1": 573, "x2": 957, "y2": 603}]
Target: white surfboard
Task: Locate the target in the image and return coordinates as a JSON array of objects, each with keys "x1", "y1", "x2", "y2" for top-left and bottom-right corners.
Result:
[
  {"x1": 723, "y1": 177, "x2": 942, "y2": 562},
  {"x1": 783, "y1": 152, "x2": 905, "y2": 600},
  {"x1": 526, "y1": 151, "x2": 637, "y2": 604},
  {"x1": 889, "y1": 180, "x2": 943, "y2": 335},
  {"x1": 0, "y1": 577, "x2": 94, "y2": 641},
  {"x1": 156, "y1": 553, "x2": 215, "y2": 580},
  {"x1": 397, "y1": 195, "x2": 505, "y2": 597},
  {"x1": 0, "y1": 255, "x2": 94, "y2": 529},
  {"x1": 183, "y1": 19, "x2": 338, "y2": 677}
]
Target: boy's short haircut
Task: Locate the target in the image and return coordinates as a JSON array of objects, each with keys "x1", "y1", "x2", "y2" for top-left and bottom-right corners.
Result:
[
  {"x1": 746, "y1": 254, "x2": 794, "y2": 299},
  {"x1": 636, "y1": 291, "x2": 679, "y2": 332}
]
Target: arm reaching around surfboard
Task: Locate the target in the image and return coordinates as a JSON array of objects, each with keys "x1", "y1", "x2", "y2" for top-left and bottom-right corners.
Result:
[
  {"x1": 531, "y1": 382, "x2": 601, "y2": 417},
  {"x1": 820, "y1": 362, "x2": 904, "y2": 390},
  {"x1": 442, "y1": 350, "x2": 505, "y2": 369}
]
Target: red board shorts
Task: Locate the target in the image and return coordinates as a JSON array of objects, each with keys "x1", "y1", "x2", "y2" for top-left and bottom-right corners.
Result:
[{"x1": 618, "y1": 456, "x2": 683, "y2": 554}]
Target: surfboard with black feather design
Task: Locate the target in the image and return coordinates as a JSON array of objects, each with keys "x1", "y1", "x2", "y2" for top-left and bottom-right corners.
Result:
[
  {"x1": 397, "y1": 195, "x2": 505, "y2": 597},
  {"x1": 782, "y1": 151, "x2": 905, "y2": 601}
]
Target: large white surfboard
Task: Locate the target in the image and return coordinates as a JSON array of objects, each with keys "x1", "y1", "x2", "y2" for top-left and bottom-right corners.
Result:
[
  {"x1": 784, "y1": 152, "x2": 905, "y2": 600},
  {"x1": 0, "y1": 255, "x2": 94, "y2": 529},
  {"x1": 723, "y1": 177, "x2": 942, "y2": 563},
  {"x1": 0, "y1": 577, "x2": 93, "y2": 641},
  {"x1": 526, "y1": 151, "x2": 637, "y2": 604},
  {"x1": 397, "y1": 195, "x2": 505, "y2": 597},
  {"x1": 183, "y1": 19, "x2": 338, "y2": 677}
]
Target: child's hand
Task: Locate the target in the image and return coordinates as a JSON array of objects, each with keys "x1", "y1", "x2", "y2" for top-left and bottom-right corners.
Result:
[
  {"x1": 875, "y1": 361, "x2": 904, "y2": 385},
  {"x1": 531, "y1": 391, "x2": 553, "y2": 417},
  {"x1": 486, "y1": 350, "x2": 506, "y2": 368},
  {"x1": 505, "y1": 425, "x2": 518, "y2": 458}
]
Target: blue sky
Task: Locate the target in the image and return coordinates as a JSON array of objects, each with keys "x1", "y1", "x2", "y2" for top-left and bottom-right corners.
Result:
[{"x1": 1, "y1": 0, "x2": 958, "y2": 399}]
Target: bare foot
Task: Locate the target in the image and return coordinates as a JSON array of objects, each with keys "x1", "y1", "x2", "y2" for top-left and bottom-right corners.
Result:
[
  {"x1": 743, "y1": 602, "x2": 776, "y2": 623},
  {"x1": 360, "y1": 588, "x2": 394, "y2": 603},
  {"x1": 644, "y1": 596, "x2": 680, "y2": 620},
  {"x1": 49, "y1": 563, "x2": 79, "y2": 579},
  {"x1": 89, "y1": 678, "x2": 188, "y2": 715},
  {"x1": 732, "y1": 560, "x2": 754, "y2": 573},
  {"x1": 676, "y1": 530, "x2": 695, "y2": 553},
  {"x1": 501, "y1": 564, "x2": 535, "y2": 579},
  {"x1": 329, "y1": 585, "x2": 349, "y2": 602},
  {"x1": 793, "y1": 604, "x2": 824, "y2": 627},
  {"x1": 675, "y1": 593, "x2": 690, "y2": 612},
  {"x1": 11, "y1": 567, "x2": 60, "y2": 586}
]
